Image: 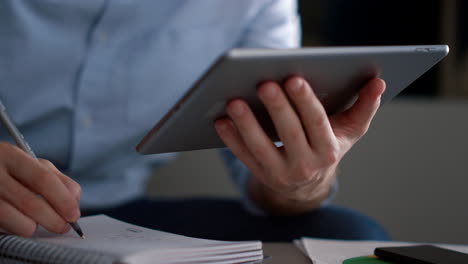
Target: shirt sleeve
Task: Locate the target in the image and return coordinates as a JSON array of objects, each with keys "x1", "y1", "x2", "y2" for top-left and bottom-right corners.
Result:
[{"x1": 223, "y1": 0, "x2": 338, "y2": 215}]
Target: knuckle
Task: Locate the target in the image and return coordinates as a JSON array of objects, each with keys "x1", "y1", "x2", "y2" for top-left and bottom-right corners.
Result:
[
  {"x1": 38, "y1": 159, "x2": 55, "y2": 169},
  {"x1": 313, "y1": 114, "x2": 328, "y2": 126},
  {"x1": 61, "y1": 176, "x2": 82, "y2": 202},
  {"x1": 250, "y1": 144, "x2": 268, "y2": 160},
  {"x1": 356, "y1": 124, "x2": 370, "y2": 137},
  {"x1": 71, "y1": 182, "x2": 82, "y2": 201},
  {"x1": 283, "y1": 128, "x2": 303, "y2": 142},
  {"x1": 30, "y1": 171, "x2": 52, "y2": 189},
  {"x1": 19, "y1": 196, "x2": 42, "y2": 217},
  {"x1": 291, "y1": 161, "x2": 316, "y2": 183},
  {"x1": 322, "y1": 147, "x2": 340, "y2": 166},
  {"x1": 264, "y1": 170, "x2": 290, "y2": 190}
]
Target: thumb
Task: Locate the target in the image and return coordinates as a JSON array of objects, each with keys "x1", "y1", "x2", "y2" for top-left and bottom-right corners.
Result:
[{"x1": 330, "y1": 78, "x2": 386, "y2": 140}]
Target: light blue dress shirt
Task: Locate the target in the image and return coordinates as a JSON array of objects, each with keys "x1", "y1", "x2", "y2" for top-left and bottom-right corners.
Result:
[{"x1": 0, "y1": 0, "x2": 301, "y2": 210}]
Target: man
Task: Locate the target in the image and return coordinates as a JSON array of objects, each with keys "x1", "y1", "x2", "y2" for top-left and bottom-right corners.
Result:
[{"x1": 0, "y1": 0, "x2": 388, "y2": 241}]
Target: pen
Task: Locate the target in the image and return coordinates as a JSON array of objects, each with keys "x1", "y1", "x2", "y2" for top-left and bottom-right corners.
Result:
[{"x1": 0, "y1": 99, "x2": 84, "y2": 239}]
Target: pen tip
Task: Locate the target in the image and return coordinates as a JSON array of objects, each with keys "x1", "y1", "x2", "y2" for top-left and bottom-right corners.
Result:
[{"x1": 69, "y1": 222, "x2": 84, "y2": 239}]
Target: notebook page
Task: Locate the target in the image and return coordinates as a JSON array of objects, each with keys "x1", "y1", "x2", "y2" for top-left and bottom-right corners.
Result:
[{"x1": 33, "y1": 215, "x2": 258, "y2": 259}]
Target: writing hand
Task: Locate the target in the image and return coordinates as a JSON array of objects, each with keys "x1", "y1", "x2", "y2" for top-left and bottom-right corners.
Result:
[{"x1": 0, "y1": 143, "x2": 81, "y2": 236}]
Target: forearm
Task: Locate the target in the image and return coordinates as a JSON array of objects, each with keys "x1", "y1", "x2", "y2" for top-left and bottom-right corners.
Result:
[{"x1": 247, "y1": 166, "x2": 338, "y2": 215}]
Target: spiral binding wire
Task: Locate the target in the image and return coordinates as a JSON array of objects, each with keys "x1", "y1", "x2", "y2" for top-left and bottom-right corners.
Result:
[{"x1": 0, "y1": 235, "x2": 116, "y2": 264}]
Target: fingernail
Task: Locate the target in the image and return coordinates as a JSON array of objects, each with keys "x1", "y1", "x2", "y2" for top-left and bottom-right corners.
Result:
[
  {"x1": 289, "y1": 78, "x2": 303, "y2": 93},
  {"x1": 215, "y1": 121, "x2": 227, "y2": 132},
  {"x1": 229, "y1": 102, "x2": 244, "y2": 117},
  {"x1": 62, "y1": 224, "x2": 71, "y2": 234},
  {"x1": 263, "y1": 84, "x2": 277, "y2": 99}
]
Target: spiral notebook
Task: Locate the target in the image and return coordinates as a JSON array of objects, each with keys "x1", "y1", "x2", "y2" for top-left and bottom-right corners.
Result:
[{"x1": 0, "y1": 215, "x2": 263, "y2": 264}]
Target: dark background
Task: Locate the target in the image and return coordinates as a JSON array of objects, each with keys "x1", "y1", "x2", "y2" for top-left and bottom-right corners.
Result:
[{"x1": 298, "y1": 0, "x2": 467, "y2": 97}]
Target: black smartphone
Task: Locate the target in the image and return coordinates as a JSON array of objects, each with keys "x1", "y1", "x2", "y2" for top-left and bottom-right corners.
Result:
[{"x1": 375, "y1": 245, "x2": 468, "y2": 264}]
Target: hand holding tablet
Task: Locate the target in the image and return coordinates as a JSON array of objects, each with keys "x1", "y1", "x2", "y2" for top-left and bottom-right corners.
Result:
[
  {"x1": 136, "y1": 45, "x2": 448, "y2": 213},
  {"x1": 213, "y1": 76, "x2": 385, "y2": 213}
]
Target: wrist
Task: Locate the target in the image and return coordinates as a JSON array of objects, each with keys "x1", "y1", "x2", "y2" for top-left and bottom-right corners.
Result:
[{"x1": 247, "y1": 169, "x2": 335, "y2": 215}]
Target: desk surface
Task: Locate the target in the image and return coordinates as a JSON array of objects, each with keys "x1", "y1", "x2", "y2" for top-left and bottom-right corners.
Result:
[{"x1": 263, "y1": 243, "x2": 311, "y2": 264}]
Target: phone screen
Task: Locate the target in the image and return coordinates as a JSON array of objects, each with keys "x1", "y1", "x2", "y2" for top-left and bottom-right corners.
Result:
[{"x1": 375, "y1": 245, "x2": 468, "y2": 264}]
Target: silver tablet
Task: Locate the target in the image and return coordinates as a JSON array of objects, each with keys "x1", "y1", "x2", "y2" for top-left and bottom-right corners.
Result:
[{"x1": 137, "y1": 45, "x2": 449, "y2": 154}]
